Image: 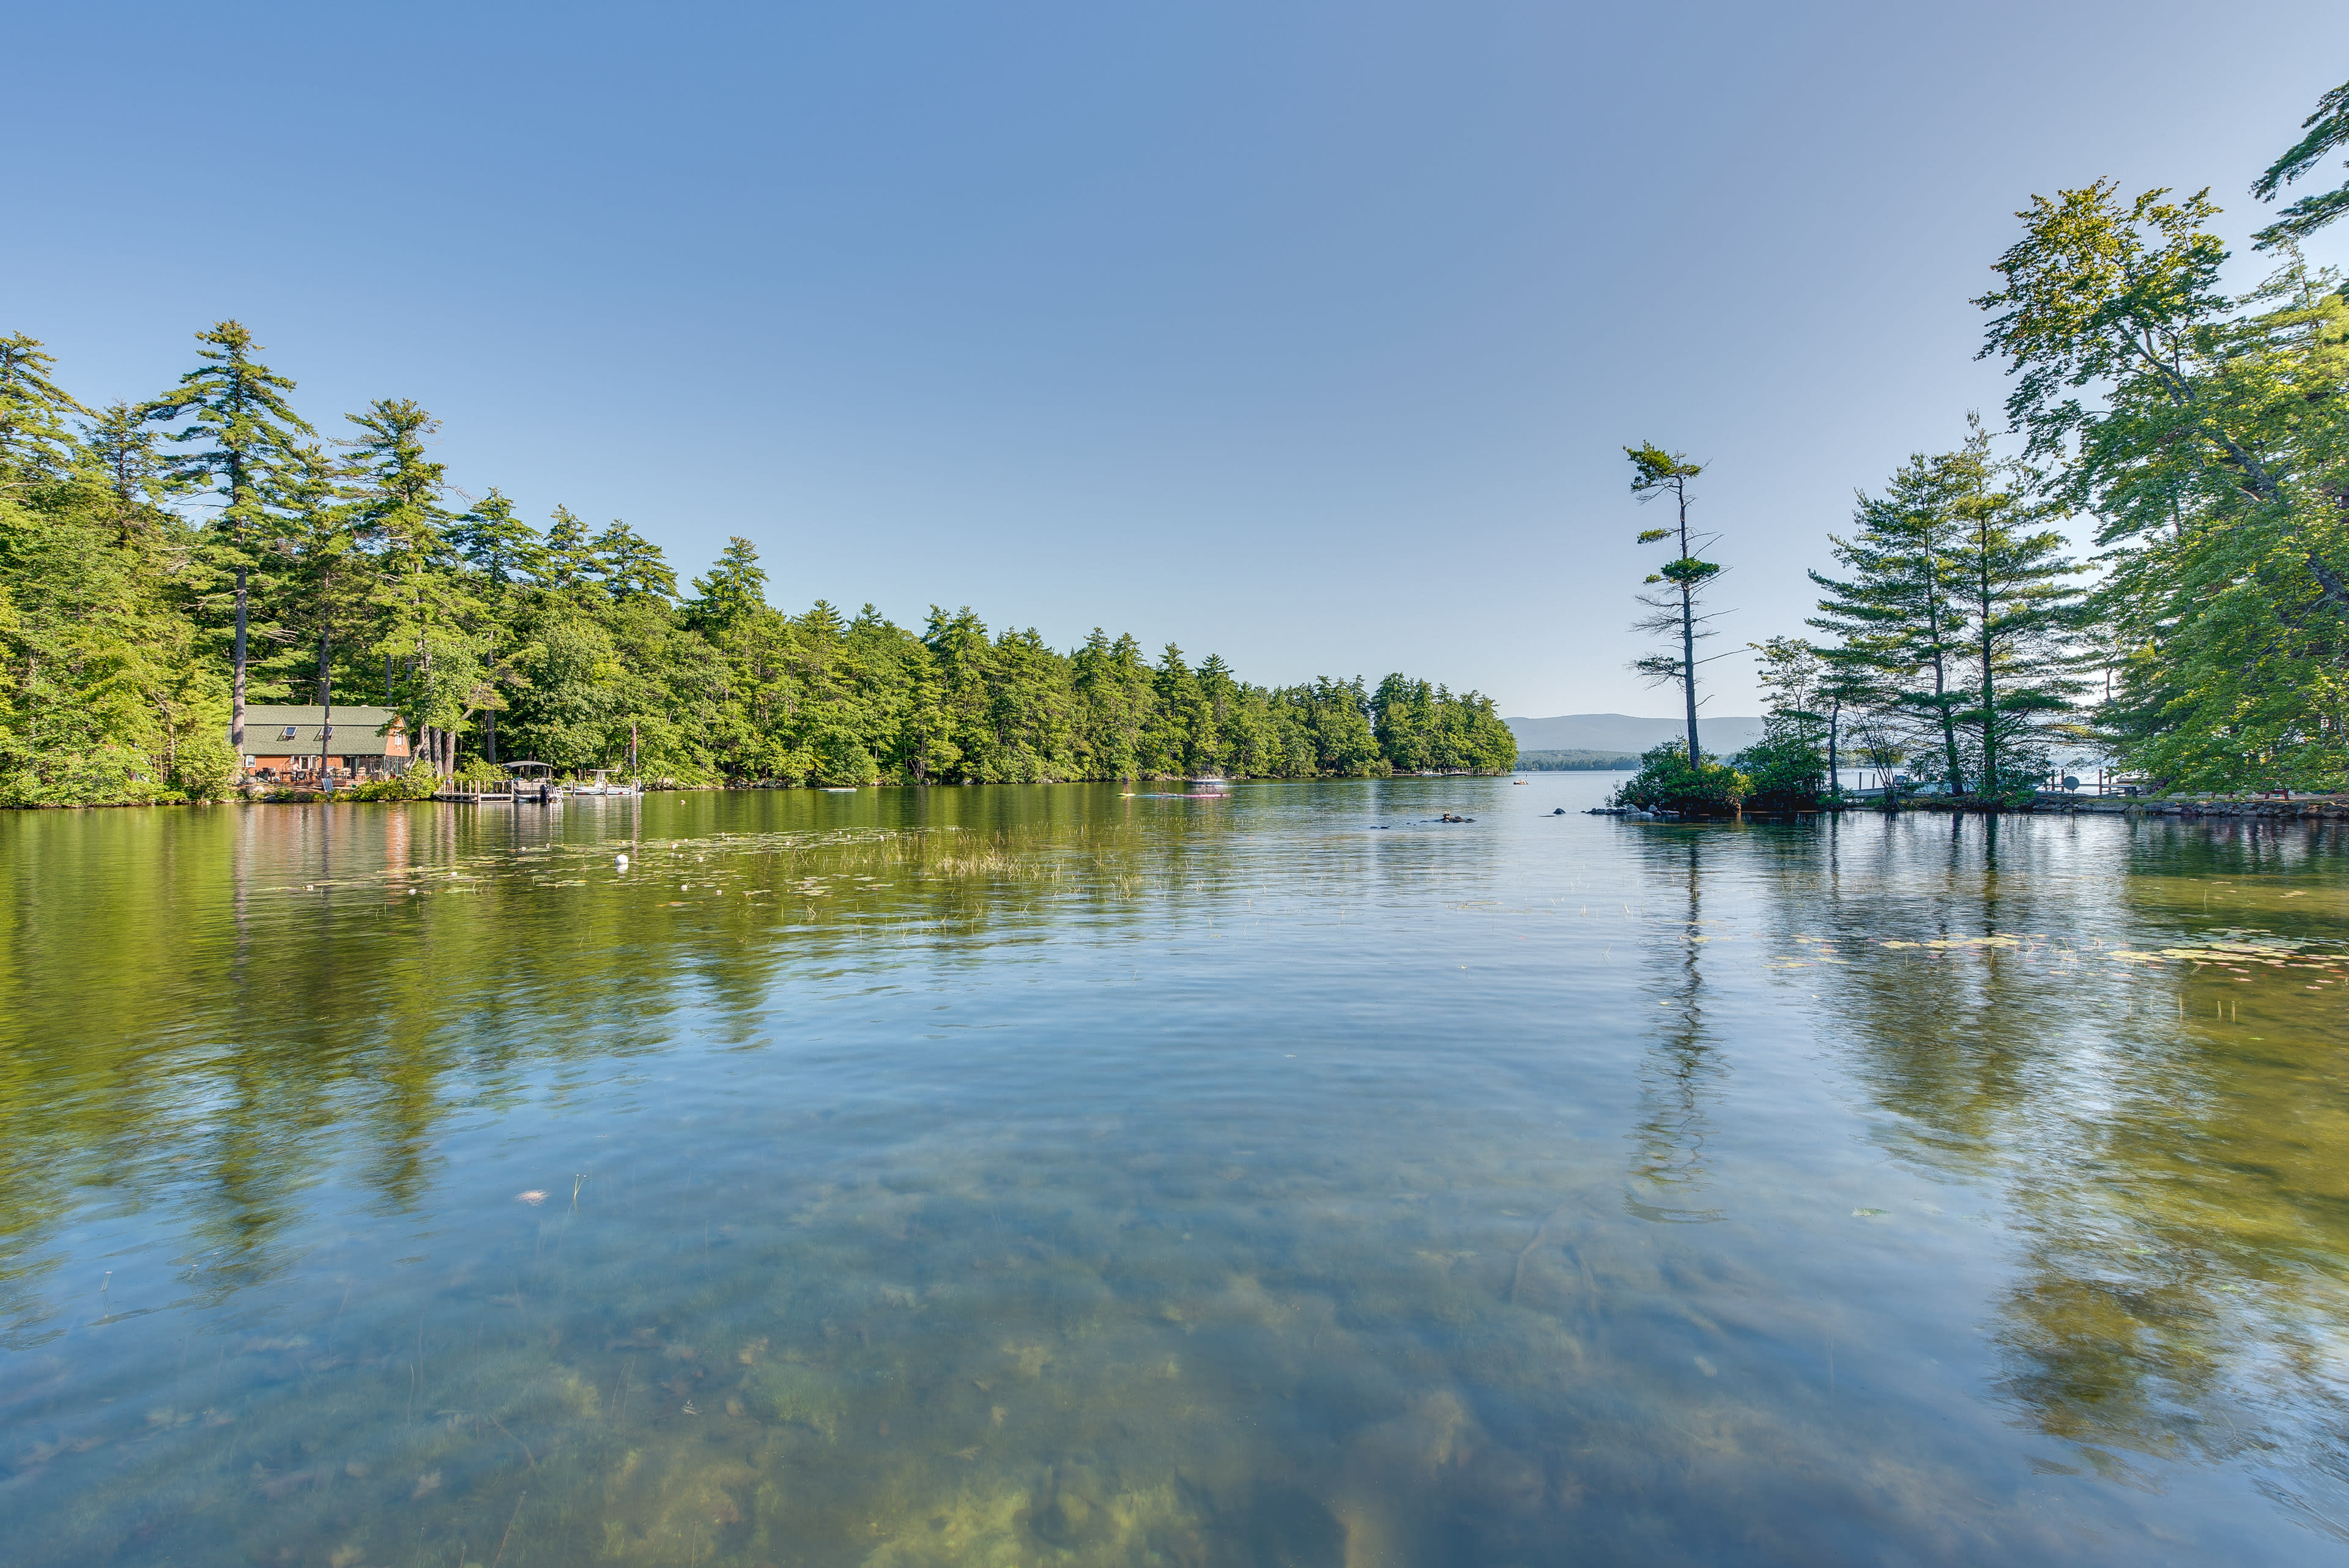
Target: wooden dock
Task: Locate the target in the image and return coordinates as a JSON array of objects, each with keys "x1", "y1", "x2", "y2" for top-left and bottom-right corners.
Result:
[{"x1": 432, "y1": 787, "x2": 559, "y2": 804}]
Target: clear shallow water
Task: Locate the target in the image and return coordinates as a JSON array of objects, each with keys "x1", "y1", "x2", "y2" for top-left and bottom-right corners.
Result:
[{"x1": 3, "y1": 775, "x2": 2347, "y2": 1567}]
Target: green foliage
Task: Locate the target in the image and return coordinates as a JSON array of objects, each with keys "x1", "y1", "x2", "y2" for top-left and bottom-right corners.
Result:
[
  {"x1": 1979, "y1": 182, "x2": 2348, "y2": 792},
  {"x1": 1734, "y1": 729, "x2": 1826, "y2": 809},
  {"x1": 170, "y1": 730, "x2": 240, "y2": 800},
  {"x1": 1743, "y1": 636, "x2": 1833, "y2": 806},
  {"x1": 0, "y1": 330, "x2": 1516, "y2": 805},
  {"x1": 1370, "y1": 674, "x2": 1518, "y2": 772},
  {"x1": 1514, "y1": 749, "x2": 1637, "y2": 771},
  {"x1": 2252, "y1": 76, "x2": 2349, "y2": 249},
  {"x1": 1611, "y1": 740, "x2": 1748, "y2": 814},
  {"x1": 0, "y1": 334, "x2": 91, "y2": 480},
  {"x1": 1808, "y1": 422, "x2": 2084, "y2": 797},
  {"x1": 0, "y1": 466, "x2": 224, "y2": 806},
  {"x1": 1624, "y1": 442, "x2": 1718, "y2": 766},
  {"x1": 349, "y1": 770, "x2": 437, "y2": 801}
]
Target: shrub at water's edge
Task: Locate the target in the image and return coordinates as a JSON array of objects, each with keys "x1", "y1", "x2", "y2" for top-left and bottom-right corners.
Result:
[
  {"x1": 1732, "y1": 730, "x2": 1827, "y2": 811},
  {"x1": 348, "y1": 771, "x2": 441, "y2": 801},
  {"x1": 1611, "y1": 740, "x2": 1748, "y2": 813}
]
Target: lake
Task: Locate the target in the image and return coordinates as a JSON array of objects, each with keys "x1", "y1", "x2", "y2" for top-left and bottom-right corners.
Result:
[{"x1": 4, "y1": 774, "x2": 2345, "y2": 1567}]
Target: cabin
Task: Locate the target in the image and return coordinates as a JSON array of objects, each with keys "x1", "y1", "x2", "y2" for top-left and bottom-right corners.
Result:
[{"x1": 237, "y1": 705, "x2": 410, "y2": 782}]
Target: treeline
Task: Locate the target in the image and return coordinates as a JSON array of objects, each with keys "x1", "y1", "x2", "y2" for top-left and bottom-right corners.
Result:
[
  {"x1": 1515, "y1": 749, "x2": 1637, "y2": 771},
  {"x1": 1619, "y1": 74, "x2": 2349, "y2": 808},
  {"x1": 0, "y1": 327, "x2": 1515, "y2": 805}
]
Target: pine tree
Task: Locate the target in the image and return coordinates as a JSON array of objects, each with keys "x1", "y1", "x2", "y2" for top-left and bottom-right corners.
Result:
[
  {"x1": 1942, "y1": 427, "x2": 2084, "y2": 793},
  {"x1": 343, "y1": 398, "x2": 475, "y2": 778},
  {"x1": 1625, "y1": 444, "x2": 1721, "y2": 767},
  {"x1": 2252, "y1": 76, "x2": 2349, "y2": 248},
  {"x1": 0, "y1": 333, "x2": 91, "y2": 485},
  {"x1": 686, "y1": 536, "x2": 768, "y2": 630},
  {"x1": 593, "y1": 520, "x2": 677, "y2": 601},
  {"x1": 144, "y1": 322, "x2": 316, "y2": 762},
  {"x1": 448, "y1": 488, "x2": 545, "y2": 587},
  {"x1": 76, "y1": 402, "x2": 185, "y2": 546},
  {"x1": 1809, "y1": 447, "x2": 1976, "y2": 793},
  {"x1": 272, "y1": 443, "x2": 363, "y2": 778},
  {"x1": 543, "y1": 505, "x2": 597, "y2": 590}
]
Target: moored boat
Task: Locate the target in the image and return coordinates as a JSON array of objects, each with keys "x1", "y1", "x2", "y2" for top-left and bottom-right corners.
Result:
[
  {"x1": 502, "y1": 760, "x2": 563, "y2": 804},
  {"x1": 566, "y1": 769, "x2": 639, "y2": 797}
]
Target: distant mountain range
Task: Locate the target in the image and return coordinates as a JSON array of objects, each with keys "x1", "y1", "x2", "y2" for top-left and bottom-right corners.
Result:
[{"x1": 1505, "y1": 713, "x2": 1768, "y2": 756}]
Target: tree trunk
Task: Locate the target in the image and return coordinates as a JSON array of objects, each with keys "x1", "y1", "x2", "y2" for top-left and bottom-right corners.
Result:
[
  {"x1": 1826, "y1": 698, "x2": 1841, "y2": 797},
  {"x1": 231, "y1": 563, "x2": 249, "y2": 763},
  {"x1": 314, "y1": 625, "x2": 333, "y2": 784},
  {"x1": 1678, "y1": 486, "x2": 1701, "y2": 767},
  {"x1": 1932, "y1": 653, "x2": 1963, "y2": 796},
  {"x1": 1975, "y1": 525, "x2": 1998, "y2": 797},
  {"x1": 1681, "y1": 581, "x2": 1701, "y2": 768},
  {"x1": 1978, "y1": 620, "x2": 1997, "y2": 795},
  {"x1": 1919, "y1": 524, "x2": 1965, "y2": 797}
]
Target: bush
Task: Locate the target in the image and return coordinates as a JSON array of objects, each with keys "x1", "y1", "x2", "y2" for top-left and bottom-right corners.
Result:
[
  {"x1": 1734, "y1": 730, "x2": 1826, "y2": 809},
  {"x1": 350, "y1": 769, "x2": 439, "y2": 801},
  {"x1": 1612, "y1": 740, "x2": 1748, "y2": 814},
  {"x1": 169, "y1": 733, "x2": 241, "y2": 801}
]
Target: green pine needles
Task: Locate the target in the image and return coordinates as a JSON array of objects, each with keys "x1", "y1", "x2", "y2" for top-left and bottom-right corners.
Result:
[{"x1": 0, "y1": 325, "x2": 1516, "y2": 806}]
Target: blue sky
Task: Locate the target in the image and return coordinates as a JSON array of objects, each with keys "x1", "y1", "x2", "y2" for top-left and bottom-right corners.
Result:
[{"x1": 10, "y1": 2, "x2": 2347, "y2": 715}]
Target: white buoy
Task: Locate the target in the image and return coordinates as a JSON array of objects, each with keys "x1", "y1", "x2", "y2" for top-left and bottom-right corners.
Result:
[{"x1": 616, "y1": 854, "x2": 630, "y2": 869}]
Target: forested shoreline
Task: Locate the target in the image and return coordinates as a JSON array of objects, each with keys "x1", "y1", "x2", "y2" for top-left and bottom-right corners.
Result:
[
  {"x1": 1514, "y1": 749, "x2": 1636, "y2": 771},
  {"x1": 1613, "y1": 75, "x2": 2349, "y2": 812},
  {"x1": 0, "y1": 329, "x2": 1515, "y2": 806}
]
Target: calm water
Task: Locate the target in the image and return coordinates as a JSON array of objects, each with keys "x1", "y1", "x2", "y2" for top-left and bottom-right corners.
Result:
[{"x1": 4, "y1": 775, "x2": 2347, "y2": 1567}]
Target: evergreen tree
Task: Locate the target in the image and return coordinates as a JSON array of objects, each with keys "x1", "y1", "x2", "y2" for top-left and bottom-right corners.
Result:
[
  {"x1": 0, "y1": 333, "x2": 91, "y2": 485},
  {"x1": 593, "y1": 519, "x2": 677, "y2": 601},
  {"x1": 543, "y1": 505, "x2": 597, "y2": 590},
  {"x1": 144, "y1": 322, "x2": 316, "y2": 760},
  {"x1": 272, "y1": 442, "x2": 364, "y2": 776},
  {"x1": 1625, "y1": 444, "x2": 1720, "y2": 767},
  {"x1": 77, "y1": 401, "x2": 185, "y2": 546},
  {"x1": 686, "y1": 536, "x2": 768, "y2": 630},
  {"x1": 1809, "y1": 446, "x2": 1976, "y2": 793},
  {"x1": 1943, "y1": 431, "x2": 2085, "y2": 794},
  {"x1": 0, "y1": 325, "x2": 1549, "y2": 801},
  {"x1": 343, "y1": 398, "x2": 475, "y2": 777},
  {"x1": 2252, "y1": 75, "x2": 2349, "y2": 248},
  {"x1": 448, "y1": 488, "x2": 545, "y2": 587}
]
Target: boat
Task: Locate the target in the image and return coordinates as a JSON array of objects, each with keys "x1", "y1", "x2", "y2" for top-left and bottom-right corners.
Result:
[
  {"x1": 502, "y1": 760, "x2": 563, "y2": 804},
  {"x1": 822, "y1": 787, "x2": 857, "y2": 793},
  {"x1": 566, "y1": 768, "x2": 639, "y2": 797}
]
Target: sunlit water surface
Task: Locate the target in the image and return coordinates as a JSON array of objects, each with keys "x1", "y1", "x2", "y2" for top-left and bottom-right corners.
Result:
[{"x1": 4, "y1": 775, "x2": 2347, "y2": 1567}]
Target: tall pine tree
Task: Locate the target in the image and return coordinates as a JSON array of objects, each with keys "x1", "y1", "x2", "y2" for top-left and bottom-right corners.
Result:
[{"x1": 145, "y1": 322, "x2": 316, "y2": 760}]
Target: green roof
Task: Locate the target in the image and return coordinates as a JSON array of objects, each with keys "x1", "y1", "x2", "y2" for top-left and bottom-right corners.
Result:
[{"x1": 238, "y1": 705, "x2": 404, "y2": 752}]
